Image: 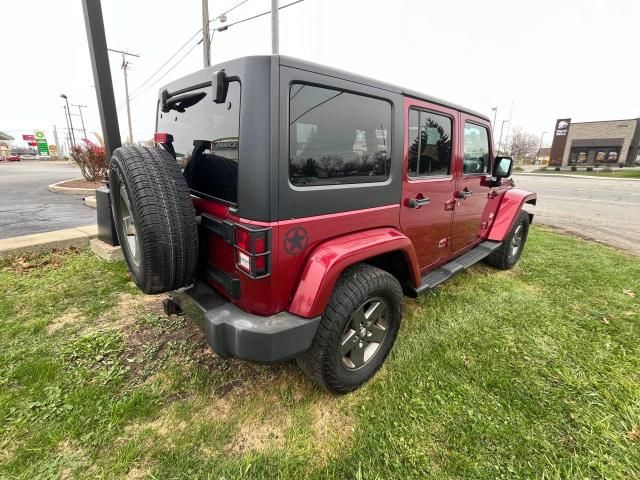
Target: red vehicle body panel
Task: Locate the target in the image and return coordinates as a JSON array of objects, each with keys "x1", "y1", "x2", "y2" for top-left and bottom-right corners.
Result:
[
  {"x1": 487, "y1": 189, "x2": 537, "y2": 241},
  {"x1": 193, "y1": 93, "x2": 533, "y2": 320},
  {"x1": 400, "y1": 97, "x2": 458, "y2": 272},
  {"x1": 451, "y1": 113, "x2": 497, "y2": 252},
  {"x1": 288, "y1": 227, "x2": 420, "y2": 318}
]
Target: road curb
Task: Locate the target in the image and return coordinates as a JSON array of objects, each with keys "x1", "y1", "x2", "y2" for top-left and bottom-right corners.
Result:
[
  {"x1": 48, "y1": 177, "x2": 97, "y2": 195},
  {"x1": 84, "y1": 195, "x2": 97, "y2": 208},
  {"x1": 515, "y1": 173, "x2": 640, "y2": 181},
  {"x1": 0, "y1": 225, "x2": 98, "y2": 259}
]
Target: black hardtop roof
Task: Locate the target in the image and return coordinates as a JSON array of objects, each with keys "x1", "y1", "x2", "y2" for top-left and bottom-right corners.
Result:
[
  {"x1": 278, "y1": 55, "x2": 490, "y2": 121},
  {"x1": 161, "y1": 55, "x2": 490, "y2": 122}
]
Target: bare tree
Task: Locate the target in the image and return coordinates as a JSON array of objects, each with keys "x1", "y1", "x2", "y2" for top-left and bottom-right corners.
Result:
[{"x1": 503, "y1": 127, "x2": 539, "y2": 162}]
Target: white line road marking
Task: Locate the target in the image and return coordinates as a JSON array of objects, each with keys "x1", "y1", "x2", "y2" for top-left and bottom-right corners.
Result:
[{"x1": 542, "y1": 195, "x2": 640, "y2": 207}]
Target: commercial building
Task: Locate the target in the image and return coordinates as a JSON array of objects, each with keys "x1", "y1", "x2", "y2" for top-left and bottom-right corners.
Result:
[{"x1": 549, "y1": 118, "x2": 640, "y2": 166}]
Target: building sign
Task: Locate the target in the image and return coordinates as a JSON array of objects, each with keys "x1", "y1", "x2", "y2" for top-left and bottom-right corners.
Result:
[
  {"x1": 36, "y1": 140, "x2": 49, "y2": 155},
  {"x1": 48, "y1": 145, "x2": 58, "y2": 156},
  {"x1": 548, "y1": 118, "x2": 571, "y2": 166},
  {"x1": 22, "y1": 134, "x2": 35, "y2": 141},
  {"x1": 34, "y1": 130, "x2": 46, "y2": 140}
]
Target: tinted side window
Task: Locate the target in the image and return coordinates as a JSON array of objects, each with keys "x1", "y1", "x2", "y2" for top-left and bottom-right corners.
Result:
[
  {"x1": 158, "y1": 81, "x2": 240, "y2": 204},
  {"x1": 407, "y1": 109, "x2": 452, "y2": 177},
  {"x1": 289, "y1": 84, "x2": 391, "y2": 186},
  {"x1": 463, "y1": 123, "x2": 490, "y2": 175}
]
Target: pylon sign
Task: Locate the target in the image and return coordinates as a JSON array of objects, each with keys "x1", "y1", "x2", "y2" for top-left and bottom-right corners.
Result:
[{"x1": 34, "y1": 130, "x2": 49, "y2": 154}]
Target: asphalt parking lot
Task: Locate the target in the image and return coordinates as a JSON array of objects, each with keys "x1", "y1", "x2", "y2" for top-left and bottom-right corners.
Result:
[
  {"x1": 514, "y1": 174, "x2": 640, "y2": 256},
  {"x1": 0, "y1": 160, "x2": 96, "y2": 239}
]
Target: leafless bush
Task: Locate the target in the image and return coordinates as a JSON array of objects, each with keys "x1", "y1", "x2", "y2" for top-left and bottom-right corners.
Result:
[{"x1": 70, "y1": 142, "x2": 107, "y2": 182}]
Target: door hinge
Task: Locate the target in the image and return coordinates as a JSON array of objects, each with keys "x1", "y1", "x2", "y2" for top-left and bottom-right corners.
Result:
[
  {"x1": 444, "y1": 199, "x2": 456, "y2": 211},
  {"x1": 438, "y1": 237, "x2": 450, "y2": 248}
]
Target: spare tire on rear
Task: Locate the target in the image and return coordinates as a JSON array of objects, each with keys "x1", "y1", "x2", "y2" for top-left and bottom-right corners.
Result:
[{"x1": 109, "y1": 145, "x2": 198, "y2": 294}]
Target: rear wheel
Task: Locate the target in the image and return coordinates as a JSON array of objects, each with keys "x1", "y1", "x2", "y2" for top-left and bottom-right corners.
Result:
[
  {"x1": 110, "y1": 145, "x2": 198, "y2": 294},
  {"x1": 484, "y1": 210, "x2": 530, "y2": 270},
  {"x1": 297, "y1": 264, "x2": 403, "y2": 393}
]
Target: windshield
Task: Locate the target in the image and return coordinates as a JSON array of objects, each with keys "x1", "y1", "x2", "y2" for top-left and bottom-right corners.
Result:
[{"x1": 157, "y1": 81, "x2": 241, "y2": 204}]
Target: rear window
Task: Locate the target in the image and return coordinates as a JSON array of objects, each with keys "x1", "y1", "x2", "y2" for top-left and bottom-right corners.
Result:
[
  {"x1": 289, "y1": 84, "x2": 391, "y2": 187},
  {"x1": 157, "y1": 81, "x2": 241, "y2": 204}
]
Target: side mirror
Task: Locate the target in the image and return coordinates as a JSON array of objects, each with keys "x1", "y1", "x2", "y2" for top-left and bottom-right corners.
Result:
[
  {"x1": 212, "y1": 69, "x2": 227, "y2": 104},
  {"x1": 493, "y1": 156, "x2": 513, "y2": 178}
]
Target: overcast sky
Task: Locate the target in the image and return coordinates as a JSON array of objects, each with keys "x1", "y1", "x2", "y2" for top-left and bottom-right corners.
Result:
[{"x1": 1, "y1": 0, "x2": 638, "y2": 151}]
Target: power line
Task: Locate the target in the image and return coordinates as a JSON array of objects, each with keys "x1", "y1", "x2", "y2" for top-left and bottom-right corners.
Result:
[
  {"x1": 127, "y1": 41, "x2": 200, "y2": 104},
  {"x1": 129, "y1": 0, "x2": 249, "y2": 99},
  {"x1": 124, "y1": 0, "x2": 304, "y2": 108},
  {"x1": 216, "y1": 0, "x2": 303, "y2": 31}
]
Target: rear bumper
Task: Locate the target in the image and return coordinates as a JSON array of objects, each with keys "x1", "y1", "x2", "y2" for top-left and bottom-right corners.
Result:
[{"x1": 169, "y1": 280, "x2": 320, "y2": 363}]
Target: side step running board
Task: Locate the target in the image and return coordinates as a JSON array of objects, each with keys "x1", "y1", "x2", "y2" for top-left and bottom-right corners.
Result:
[{"x1": 406, "y1": 240, "x2": 502, "y2": 297}]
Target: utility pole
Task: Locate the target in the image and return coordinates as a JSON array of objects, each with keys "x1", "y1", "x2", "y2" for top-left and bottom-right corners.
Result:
[
  {"x1": 505, "y1": 100, "x2": 514, "y2": 153},
  {"x1": 53, "y1": 125, "x2": 60, "y2": 157},
  {"x1": 202, "y1": 0, "x2": 211, "y2": 67},
  {"x1": 108, "y1": 48, "x2": 139, "y2": 144},
  {"x1": 61, "y1": 94, "x2": 76, "y2": 147},
  {"x1": 498, "y1": 119, "x2": 509, "y2": 154},
  {"x1": 271, "y1": 0, "x2": 279, "y2": 54},
  {"x1": 491, "y1": 107, "x2": 497, "y2": 127},
  {"x1": 72, "y1": 104, "x2": 88, "y2": 141},
  {"x1": 536, "y1": 132, "x2": 548, "y2": 165}
]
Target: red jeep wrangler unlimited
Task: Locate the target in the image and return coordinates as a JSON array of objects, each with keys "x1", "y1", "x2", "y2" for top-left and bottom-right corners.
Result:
[{"x1": 109, "y1": 56, "x2": 536, "y2": 393}]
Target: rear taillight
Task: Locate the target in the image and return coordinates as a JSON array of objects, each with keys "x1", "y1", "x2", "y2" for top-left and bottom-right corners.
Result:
[
  {"x1": 234, "y1": 225, "x2": 271, "y2": 278},
  {"x1": 154, "y1": 132, "x2": 174, "y2": 144}
]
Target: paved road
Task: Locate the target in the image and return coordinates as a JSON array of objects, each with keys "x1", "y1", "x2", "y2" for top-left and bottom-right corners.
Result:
[
  {"x1": 514, "y1": 174, "x2": 640, "y2": 255},
  {"x1": 0, "y1": 161, "x2": 96, "y2": 239}
]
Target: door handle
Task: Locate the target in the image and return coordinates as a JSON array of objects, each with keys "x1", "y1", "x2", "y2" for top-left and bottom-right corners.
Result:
[
  {"x1": 455, "y1": 189, "x2": 473, "y2": 199},
  {"x1": 409, "y1": 196, "x2": 431, "y2": 208}
]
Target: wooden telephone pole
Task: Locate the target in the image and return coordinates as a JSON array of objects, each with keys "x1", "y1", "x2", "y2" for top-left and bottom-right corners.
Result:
[{"x1": 108, "y1": 48, "x2": 139, "y2": 144}]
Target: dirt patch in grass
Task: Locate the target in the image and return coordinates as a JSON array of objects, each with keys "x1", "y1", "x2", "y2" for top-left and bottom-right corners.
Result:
[
  {"x1": 125, "y1": 465, "x2": 152, "y2": 479},
  {"x1": 2, "y1": 248, "x2": 79, "y2": 274},
  {"x1": 226, "y1": 414, "x2": 293, "y2": 456},
  {"x1": 47, "y1": 308, "x2": 84, "y2": 333},
  {"x1": 82, "y1": 293, "x2": 161, "y2": 335},
  {"x1": 311, "y1": 398, "x2": 355, "y2": 458}
]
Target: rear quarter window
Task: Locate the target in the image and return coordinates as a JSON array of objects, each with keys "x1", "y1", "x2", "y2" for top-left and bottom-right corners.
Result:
[{"x1": 288, "y1": 84, "x2": 391, "y2": 187}]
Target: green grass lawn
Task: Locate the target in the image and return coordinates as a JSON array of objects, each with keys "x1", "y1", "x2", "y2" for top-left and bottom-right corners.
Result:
[
  {"x1": 1, "y1": 229, "x2": 639, "y2": 479},
  {"x1": 533, "y1": 168, "x2": 640, "y2": 178}
]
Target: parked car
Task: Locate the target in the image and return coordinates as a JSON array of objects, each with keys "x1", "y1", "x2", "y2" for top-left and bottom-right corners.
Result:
[
  {"x1": 104, "y1": 56, "x2": 536, "y2": 393},
  {"x1": 20, "y1": 154, "x2": 37, "y2": 160},
  {"x1": 2, "y1": 154, "x2": 20, "y2": 162},
  {"x1": 35, "y1": 154, "x2": 51, "y2": 161}
]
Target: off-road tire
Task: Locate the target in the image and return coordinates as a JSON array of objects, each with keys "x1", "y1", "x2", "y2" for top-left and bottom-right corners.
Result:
[
  {"x1": 297, "y1": 264, "x2": 403, "y2": 394},
  {"x1": 484, "y1": 210, "x2": 530, "y2": 270},
  {"x1": 109, "y1": 145, "x2": 198, "y2": 294}
]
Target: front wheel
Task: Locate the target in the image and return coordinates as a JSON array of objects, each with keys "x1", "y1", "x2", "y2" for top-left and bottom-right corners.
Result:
[
  {"x1": 297, "y1": 264, "x2": 403, "y2": 394},
  {"x1": 484, "y1": 210, "x2": 530, "y2": 270}
]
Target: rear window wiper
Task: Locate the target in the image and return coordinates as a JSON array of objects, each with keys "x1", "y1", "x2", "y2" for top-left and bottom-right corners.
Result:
[{"x1": 161, "y1": 91, "x2": 207, "y2": 113}]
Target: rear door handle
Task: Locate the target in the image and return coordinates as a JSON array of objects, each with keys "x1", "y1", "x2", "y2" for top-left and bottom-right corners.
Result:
[
  {"x1": 455, "y1": 189, "x2": 473, "y2": 199},
  {"x1": 409, "y1": 197, "x2": 431, "y2": 208}
]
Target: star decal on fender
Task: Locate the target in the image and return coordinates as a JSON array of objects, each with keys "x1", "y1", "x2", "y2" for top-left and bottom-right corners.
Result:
[{"x1": 284, "y1": 227, "x2": 308, "y2": 255}]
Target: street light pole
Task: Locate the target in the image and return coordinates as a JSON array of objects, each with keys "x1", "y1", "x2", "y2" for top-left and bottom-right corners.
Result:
[
  {"x1": 491, "y1": 107, "x2": 497, "y2": 127},
  {"x1": 60, "y1": 94, "x2": 76, "y2": 147},
  {"x1": 271, "y1": 0, "x2": 279, "y2": 54},
  {"x1": 72, "y1": 104, "x2": 88, "y2": 141}
]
